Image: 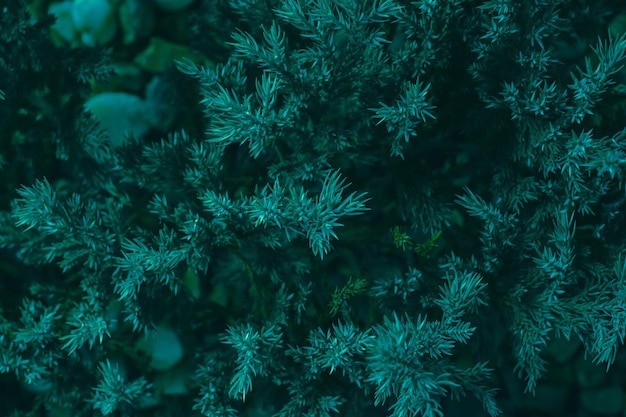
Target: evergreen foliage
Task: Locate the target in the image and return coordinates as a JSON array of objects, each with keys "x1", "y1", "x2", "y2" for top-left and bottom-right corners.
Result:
[{"x1": 2, "y1": 0, "x2": 626, "y2": 416}]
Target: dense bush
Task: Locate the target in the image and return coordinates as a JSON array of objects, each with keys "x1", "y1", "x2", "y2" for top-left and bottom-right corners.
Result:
[{"x1": 2, "y1": 1, "x2": 626, "y2": 416}]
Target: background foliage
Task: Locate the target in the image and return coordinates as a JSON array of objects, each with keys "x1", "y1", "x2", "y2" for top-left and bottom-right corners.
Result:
[{"x1": 3, "y1": 0, "x2": 626, "y2": 416}]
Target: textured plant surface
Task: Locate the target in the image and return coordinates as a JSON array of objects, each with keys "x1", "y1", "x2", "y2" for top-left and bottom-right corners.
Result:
[{"x1": 2, "y1": 0, "x2": 626, "y2": 416}]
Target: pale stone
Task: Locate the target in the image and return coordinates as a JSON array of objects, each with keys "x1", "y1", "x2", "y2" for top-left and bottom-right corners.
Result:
[
  {"x1": 136, "y1": 325, "x2": 184, "y2": 371},
  {"x1": 85, "y1": 92, "x2": 156, "y2": 147},
  {"x1": 48, "y1": 2, "x2": 79, "y2": 44},
  {"x1": 71, "y1": 0, "x2": 117, "y2": 46}
]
